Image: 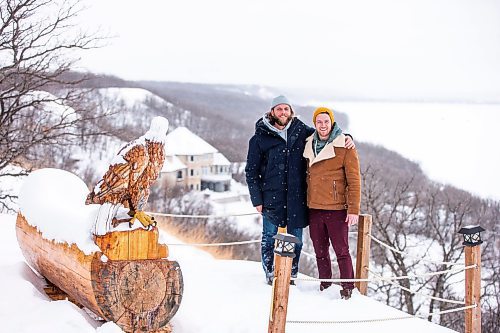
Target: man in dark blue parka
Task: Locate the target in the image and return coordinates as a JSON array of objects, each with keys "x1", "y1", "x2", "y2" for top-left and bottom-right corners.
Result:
[{"x1": 245, "y1": 95, "x2": 353, "y2": 285}]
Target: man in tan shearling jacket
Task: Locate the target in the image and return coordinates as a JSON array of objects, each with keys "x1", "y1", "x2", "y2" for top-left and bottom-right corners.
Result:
[{"x1": 303, "y1": 107, "x2": 361, "y2": 300}]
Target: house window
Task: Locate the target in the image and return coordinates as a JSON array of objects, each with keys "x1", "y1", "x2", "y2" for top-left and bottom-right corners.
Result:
[
  {"x1": 196, "y1": 184, "x2": 199, "y2": 190},
  {"x1": 190, "y1": 155, "x2": 194, "y2": 162},
  {"x1": 190, "y1": 184, "x2": 194, "y2": 190},
  {"x1": 190, "y1": 169, "x2": 194, "y2": 176},
  {"x1": 176, "y1": 170, "x2": 182, "y2": 179}
]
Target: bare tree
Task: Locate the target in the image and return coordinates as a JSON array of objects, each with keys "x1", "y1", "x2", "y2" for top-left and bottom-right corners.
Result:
[
  {"x1": 361, "y1": 161, "x2": 499, "y2": 331},
  {"x1": 362, "y1": 164, "x2": 425, "y2": 314},
  {"x1": 476, "y1": 199, "x2": 500, "y2": 333},
  {"x1": 419, "y1": 185, "x2": 470, "y2": 326},
  {"x1": 0, "y1": 0, "x2": 107, "y2": 211}
]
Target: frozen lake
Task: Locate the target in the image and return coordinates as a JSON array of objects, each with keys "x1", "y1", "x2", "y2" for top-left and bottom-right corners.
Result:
[{"x1": 331, "y1": 102, "x2": 500, "y2": 200}]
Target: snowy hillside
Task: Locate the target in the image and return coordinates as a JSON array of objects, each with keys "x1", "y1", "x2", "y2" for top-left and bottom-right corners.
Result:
[
  {"x1": 99, "y1": 87, "x2": 172, "y2": 109},
  {"x1": 93, "y1": 87, "x2": 189, "y2": 132}
]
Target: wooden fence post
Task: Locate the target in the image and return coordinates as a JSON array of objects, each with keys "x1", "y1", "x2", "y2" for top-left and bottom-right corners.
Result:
[
  {"x1": 464, "y1": 245, "x2": 481, "y2": 333},
  {"x1": 458, "y1": 225, "x2": 484, "y2": 333},
  {"x1": 355, "y1": 214, "x2": 372, "y2": 295},
  {"x1": 268, "y1": 233, "x2": 300, "y2": 333}
]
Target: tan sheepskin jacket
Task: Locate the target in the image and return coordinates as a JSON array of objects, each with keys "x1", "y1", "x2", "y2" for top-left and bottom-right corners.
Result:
[{"x1": 303, "y1": 133, "x2": 361, "y2": 215}]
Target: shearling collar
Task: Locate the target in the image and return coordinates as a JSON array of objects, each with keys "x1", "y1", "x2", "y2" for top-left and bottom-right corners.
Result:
[{"x1": 303, "y1": 132, "x2": 346, "y2": 166}]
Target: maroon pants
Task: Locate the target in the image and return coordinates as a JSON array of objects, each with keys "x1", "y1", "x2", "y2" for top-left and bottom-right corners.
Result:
[{"x1": 309, "y1": 209, "x2": 354, "y2": 290}]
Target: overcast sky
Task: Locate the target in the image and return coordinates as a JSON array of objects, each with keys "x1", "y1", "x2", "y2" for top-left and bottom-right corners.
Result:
[{"x1": 77, "y1": 0, "x2": 500, "y2": 102}]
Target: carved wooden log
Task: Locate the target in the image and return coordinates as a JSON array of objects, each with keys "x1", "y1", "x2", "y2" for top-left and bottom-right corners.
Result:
[{"x1": 16, "y1": 213, "x2": 183, "y2": 333}]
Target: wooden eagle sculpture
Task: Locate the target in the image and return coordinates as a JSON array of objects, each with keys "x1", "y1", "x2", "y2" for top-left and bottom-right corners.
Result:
[{"x1": 86, "y1": 116, "x2": 169, "y2": 234}]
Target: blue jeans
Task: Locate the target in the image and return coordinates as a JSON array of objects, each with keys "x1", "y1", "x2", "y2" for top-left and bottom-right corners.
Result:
[{"x1": 261, "y1": 216, "x2": 303, "y2": 279}]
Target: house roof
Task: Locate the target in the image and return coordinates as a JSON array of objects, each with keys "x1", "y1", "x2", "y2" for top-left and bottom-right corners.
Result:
[
  {"x1": 213, "y1": 152, "x2": 231, "y2": 166},
  {"x1": 161, "y1": 154, "x2": 187, "y2": 173},
  {"x1": 164, "y1": 127, "x2": 218, "y2": 156}
]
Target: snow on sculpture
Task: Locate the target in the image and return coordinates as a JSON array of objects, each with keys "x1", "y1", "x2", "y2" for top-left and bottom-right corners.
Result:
[
  {"x1": 86, "y1": 116, "x2": 169, "y2": 234},
  {"x1": 16, "y1": 166, "x2": 182, "y2": 332}
]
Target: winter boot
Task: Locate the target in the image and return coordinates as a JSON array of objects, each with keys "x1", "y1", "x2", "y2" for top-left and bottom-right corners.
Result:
[
  {"x1": 320, "y1": 282, "x2": 332, "y2": 291},
  {"x1": 340, "y1": 288, "x2": 353, "y2": 300}
]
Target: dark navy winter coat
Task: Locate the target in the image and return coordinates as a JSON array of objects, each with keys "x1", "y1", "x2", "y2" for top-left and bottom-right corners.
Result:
[{"x1": 245, "y1": 117, "x2": 314, "y2": 229}]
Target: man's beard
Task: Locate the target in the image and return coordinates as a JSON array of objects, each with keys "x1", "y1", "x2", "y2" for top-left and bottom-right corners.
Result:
[{"x1": 270, "y1": 112, "x2": 293, "y2": 127}]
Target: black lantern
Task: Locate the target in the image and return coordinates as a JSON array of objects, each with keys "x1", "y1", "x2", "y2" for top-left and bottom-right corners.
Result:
[
  {"x1": 458, "y1": 225, "x2": 485, "y2": 247},
  {"x1": 273, "y1": 233, "x2": 301, "y2": 257}
]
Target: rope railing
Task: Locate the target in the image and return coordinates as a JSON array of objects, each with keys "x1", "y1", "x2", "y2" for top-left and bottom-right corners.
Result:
[
  {"x1": 369, "y1": 264, "x2": 477, "y2": 281},
  {"x1": 148, "y1": 211, "x2": 259, "y2": 219},
  {"x1": 293, "y1": 276, "x2": 372, "y2": 283},
  {"x1": 164, "y1": 239, "x2": 261, "y2": 247},
  {"x1": 292, "y1": 264, "x2": 475, "y2": 284},
  {"x1": 369, "y1": 269, "x2": 466, "y2": 305},
  {"x1": 153, "y1": 209, "x2": 358, "y2": 262},
  {"x1": 286, "y1": 304, "x2": 477, "y2": 325},
  {"x1": 151, "y1": 210, "x2": 261, "y2": 246},
  {"x1": 369, "y1": 234, "x2": 464, "y2": 266}
]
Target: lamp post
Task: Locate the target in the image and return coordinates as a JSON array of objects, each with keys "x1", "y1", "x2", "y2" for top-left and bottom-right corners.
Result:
[
  {"x1": 268, "y1": 233, "x2": 301, "y2": 333},
  {"x1": 273, "y1": 233, "x2": 300, "y2": 257},
  {"x1": 458, "y1": 226, "x2": 485, "y2": 247},
  {"x1": 458, "y1": 225, "x2": 484, "y2": 333}
]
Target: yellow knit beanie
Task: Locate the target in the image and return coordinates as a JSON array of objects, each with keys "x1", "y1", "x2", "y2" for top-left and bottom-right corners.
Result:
[{"x1": 312, "y1": 107, "x2": 334, "y2": 124}]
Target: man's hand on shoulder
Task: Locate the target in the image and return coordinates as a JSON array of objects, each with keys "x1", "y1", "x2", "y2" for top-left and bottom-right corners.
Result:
[{"x1": 345, "y1": 135, "x2": 355, "y2": 149}]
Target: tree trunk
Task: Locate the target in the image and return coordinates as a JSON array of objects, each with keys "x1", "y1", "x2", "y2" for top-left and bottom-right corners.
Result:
[{"x1": 16, "y1": 213, "x2": 182, "y2": 332}]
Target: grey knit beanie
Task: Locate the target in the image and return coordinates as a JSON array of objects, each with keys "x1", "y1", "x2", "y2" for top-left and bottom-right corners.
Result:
[{"x1": 270, "y1": 95, "x2": 292, "y2": 110}]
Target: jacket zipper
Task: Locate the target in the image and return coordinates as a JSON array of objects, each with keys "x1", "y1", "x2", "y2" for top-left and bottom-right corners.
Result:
[{"x1": 333, "y1": 180, "x2": 337, "y2": 201}]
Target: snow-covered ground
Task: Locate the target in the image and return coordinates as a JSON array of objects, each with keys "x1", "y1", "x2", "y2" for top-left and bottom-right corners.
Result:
[
  {"x1": 0, "y1": 211, "x2": 458, "y2": 333},
  {"x1": 332, "y1": 102, "x2": 500, "y2": 200},
  {"x1": 0, "y1": 169, "x2": 459, "y2": 332}
]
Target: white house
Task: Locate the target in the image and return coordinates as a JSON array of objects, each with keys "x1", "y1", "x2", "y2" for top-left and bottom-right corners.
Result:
[
  {"x1": 161, "y1": 154, "x2": 187, "y2": 188},
  {"x1": 202, "y1": 152, "x2": 232, "y2": 192},
  {"x1": 160, "y1": 127, "x2": 232, "y2": 192}
]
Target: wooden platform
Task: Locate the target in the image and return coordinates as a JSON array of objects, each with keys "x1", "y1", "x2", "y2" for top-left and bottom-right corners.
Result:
[{"x1": 16, "y1": 213, "x2": 182, "y2": 332}]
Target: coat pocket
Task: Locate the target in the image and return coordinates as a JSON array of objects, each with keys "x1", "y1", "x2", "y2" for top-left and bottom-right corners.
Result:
[
  {"x1": 332, "y1": 178, "x2": 347, "y2": 205},
  {"x1": 333, "y1": 180, "x2": 338, "y2": 201}
]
